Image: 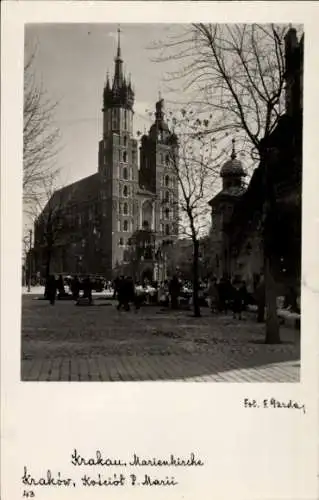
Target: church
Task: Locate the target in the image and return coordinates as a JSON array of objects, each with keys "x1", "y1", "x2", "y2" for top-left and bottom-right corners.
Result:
[{"x1": 33, "y1": 30, "x2": 179, "y2": 280}]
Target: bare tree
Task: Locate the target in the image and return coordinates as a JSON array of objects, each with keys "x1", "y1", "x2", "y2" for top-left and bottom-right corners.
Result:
[
  {"x1": 23, "y1": 46, "x2": 60, "y2": 212},
  {"x1": 32, "y1": 178, "x2": 73, "y2": 281},
  {"x1": 152, "y1": 23, "x2": 299, "y2": 341},
  {"x1": 165, "y1": 109, "x2": 224, "y2": 316},
  {"x1": 151, "y1": 24, "x2": 289, "y2": 159}
]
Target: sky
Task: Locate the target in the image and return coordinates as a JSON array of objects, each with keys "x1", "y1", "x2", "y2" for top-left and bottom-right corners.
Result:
[{"x1": 25, "y1": 23, "x2": 181, "y2": 187}]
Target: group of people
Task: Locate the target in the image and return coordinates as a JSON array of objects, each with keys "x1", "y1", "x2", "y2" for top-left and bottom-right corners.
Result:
[
  {"x1": 113, "y1": 275, "x2": 183, "y2": 312},
  {"x1": 44, "y1": 272, "x2": 267, "y2": 322},
  {"x1": 207, "y1": 276, "x2": 253, "y2": 320},
  {"x1": 207, "y1": 274, "x2": 267, "y2": 321},
  {"x1": 45, "y1": 274, "x2": 94, "y2": 305}
]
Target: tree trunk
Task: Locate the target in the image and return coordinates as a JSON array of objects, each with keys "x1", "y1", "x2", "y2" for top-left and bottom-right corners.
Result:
[
  {"x1": 264, "y1": 255, "x2": 281, "y2": 344},
  {"x1": 192, "y1": 239, "x2": 201, "y2": 317},
  {"x1": 45, "y1": 248, "x2": 52, "y2": 278}
]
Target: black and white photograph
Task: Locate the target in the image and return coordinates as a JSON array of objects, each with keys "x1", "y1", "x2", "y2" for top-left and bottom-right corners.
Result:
[{"x1": 21, "y1": 22, "x2": 303, "y2": 382}]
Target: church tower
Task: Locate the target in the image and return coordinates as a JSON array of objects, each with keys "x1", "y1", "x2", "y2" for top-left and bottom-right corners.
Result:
[
  {"x1": 98, "y1": 28, "x2": 139, "y2": 276},
  {"x1": 139, "y1": 97, "x2": 179, "y2": 240}
]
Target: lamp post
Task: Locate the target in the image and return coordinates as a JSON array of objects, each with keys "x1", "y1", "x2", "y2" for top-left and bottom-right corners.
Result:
[{"x1": 27, "y1": 229, "x2": 32, "y2": 292}]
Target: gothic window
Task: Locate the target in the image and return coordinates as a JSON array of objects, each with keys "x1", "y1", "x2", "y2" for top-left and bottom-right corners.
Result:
[
  {"x1": 123, "y1": 151, "x2": 127, "y2": 163},
  {"x1": 132, "y1": 150, "x2": 136, "y2": 164},
  {"x1": 142, "y1": 200, "x2": 153, "y2": 229},
  {"x1": 165, "y1": 224, "x2": 170, "y2": 235},
  {"x1": 123, "y1": 220, "x2": 129, "y2": 232},
  {"x1": 165, "y1": 154, "x2": 170, "y2": 165},
  {"x1": 123, "y1": 185, "x2": 128, "y2": 197},
  {"x1": 119, "y1": 237, "x2": 124, "y2": 246},
  {"x1": 165, "y1": 208, "x2": 170, "y2": 220},
  {"x1": 164, "y1": 191, "x2": 170, "y2": 203},
  {"x1": 123, "y1": 167, "x2": 128, "y2": 180},
  {"x1": 160, "y1": 153, "x2": 163, "y2": 164},
  {"x1": 123, "y1": 202, "x2": 128, "y2": 215},
  {"x1": 123, "y1": 136, "x2": 127, "y2": 146},
  {"x1": 124, "y1": 110, "x2": 127, "y2": 130},
  {"x1": 160, "y1": 223, "x2": 164, "y2": 234},
  {"x1": 165, "y1": 175, "x2": 169, "y2": 187},
  {"x1": 112, "y1": 109, "x2": 117, "y2": 129}
]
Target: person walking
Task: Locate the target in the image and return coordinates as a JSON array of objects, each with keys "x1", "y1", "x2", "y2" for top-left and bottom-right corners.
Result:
[
  {"x1": 218, "y1": 277, "x2": 229, "y2": 314},
  {"x1": 116, "y1": 276, "x2": 126, "y2": 311},
  {"x1": 83, "y1": 276, "x2": 93, "y2": 305},
  {"x1": 125, "y1": 276, "x2": 135, "y2": 311},
  {"x1": 71, "y1": 276, "x2": 80, "y2": 301},
  {"x1": 56, "y1": 274, "x2": 65, "y2": 299},
  {"x1": 232, "y1": 277, "x2": 243, "y2": 320},
  {"x1": 46, "y1": 275, "x2": 57, "y2": 305},
  {"x1": 207, "y1": 277, "x2": 219, "y2": 313},
  {"x1": 169, "y1": 275, "x2": 181, "y2": 310}
]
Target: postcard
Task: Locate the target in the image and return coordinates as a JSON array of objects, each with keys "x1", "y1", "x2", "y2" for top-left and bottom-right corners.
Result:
[{"x1": 1, "y1": 2, "x2": 318, "y2": 499}]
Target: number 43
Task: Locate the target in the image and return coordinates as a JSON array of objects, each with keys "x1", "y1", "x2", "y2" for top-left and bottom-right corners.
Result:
[{"x1": 23, "y1": 490, "x2": 35, "y2": 498}]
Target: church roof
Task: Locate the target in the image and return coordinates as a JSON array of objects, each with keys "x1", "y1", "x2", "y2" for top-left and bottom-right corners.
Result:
[{"x1": 46, "y1": 173, "x2": 99, "y2": 212}]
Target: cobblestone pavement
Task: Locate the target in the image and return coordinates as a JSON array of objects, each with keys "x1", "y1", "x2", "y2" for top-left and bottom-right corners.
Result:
[{"x1": 21, "y1": 296, "x2": 300, "y2": 382}]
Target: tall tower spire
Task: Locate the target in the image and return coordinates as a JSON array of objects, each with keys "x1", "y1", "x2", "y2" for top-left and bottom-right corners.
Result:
[{"x1": 113, "y1": 25, "x2": 123, "y2": 90}]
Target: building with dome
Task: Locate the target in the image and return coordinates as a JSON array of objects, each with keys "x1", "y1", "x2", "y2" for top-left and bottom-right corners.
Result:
[
  {"x1": 33, "y1": 29, "x2": 179, "y2": 280},
  {"x1": 208, "y1": 139, "x2": 261, "y2": 285},
  {"x1": 208, "y1": 26, "x2": 303, "y2": 294}
]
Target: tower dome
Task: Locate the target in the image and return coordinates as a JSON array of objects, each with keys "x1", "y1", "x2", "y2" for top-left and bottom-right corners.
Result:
[
  {"x1": 220, "y1": 139, "x2": 246, "y2": 178},
  {"x1": 149, "y1": 97, "x2": 172, "y2": 143}
]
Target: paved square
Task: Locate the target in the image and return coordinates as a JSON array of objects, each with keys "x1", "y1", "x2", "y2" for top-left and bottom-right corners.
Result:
[{"x1": 21, "y1": 295, "x2": 300, "y2": 382}]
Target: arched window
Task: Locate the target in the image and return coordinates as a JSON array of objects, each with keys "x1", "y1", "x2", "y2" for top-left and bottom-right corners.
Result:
[
  {"x1": 165, "y1": 154, "x2": 170, "y2": 165},
  {"x1": 123, "y1": 151, "x2": 127, "y2": 163},
  {"x1": 165, "y1": 224, "x2": 170, "y2": 235},
  {"x1": 123, "y1": 136, "x2": 127, "y2": 146},
  {"x1": 123, "y1": 185, "x2": 128, "y2": 197},
  {"x1": 164, "y1": 191, "x2": 170, "y2": 203},
  {"x1": 165, "y1": 208, "x2": 170, "y2": 219},
  {"x1": 123, "y1": 167, "x2": 128, "y2": 180},
  {"x1": 123, "y1": 220, "x2": 128, "y2": 232},
  {"x1": 123, "y1": 202, "x2": 128, "y2": 215},
  {"x1": 165, "y1": 175, "x2": 169, "y2": 187},
  {"x1": 119, "y1": 237, "x2": 124, "y2": 246}
]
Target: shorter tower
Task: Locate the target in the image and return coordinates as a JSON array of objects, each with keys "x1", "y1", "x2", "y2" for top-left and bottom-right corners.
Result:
[
  {"x1": 208, "y1": 139, "x2": 246, "y2": 278},
  {"x1": 139, "y1": 97, "x2": 179, "y2": 240}
]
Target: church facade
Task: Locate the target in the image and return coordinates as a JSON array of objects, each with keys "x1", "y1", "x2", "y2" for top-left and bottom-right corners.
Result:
[{"x1": 33, "y1": 31, "x2": 179, "y2": 279}]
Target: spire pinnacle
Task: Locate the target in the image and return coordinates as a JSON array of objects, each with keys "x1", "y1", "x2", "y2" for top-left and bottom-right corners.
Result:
[
  {"x1": 117, "y1": 25, "x2": 121, "y2": 59},
  {"x1": 231, "y1": 138, "x2": 236, "y2": 160}
]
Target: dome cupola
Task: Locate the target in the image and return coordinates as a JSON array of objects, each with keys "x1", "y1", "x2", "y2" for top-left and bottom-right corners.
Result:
[
  {"x1": 220, "y1": 139, "x2": 246, "y2": 178},
  {"x1": 220, "y1": 139, "x2": 246, "y2": 190}
]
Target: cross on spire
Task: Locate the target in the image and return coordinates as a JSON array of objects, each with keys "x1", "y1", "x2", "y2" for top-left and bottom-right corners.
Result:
[{"x1": 231, "y1": 138, "x2": 236, "y2": 160}]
